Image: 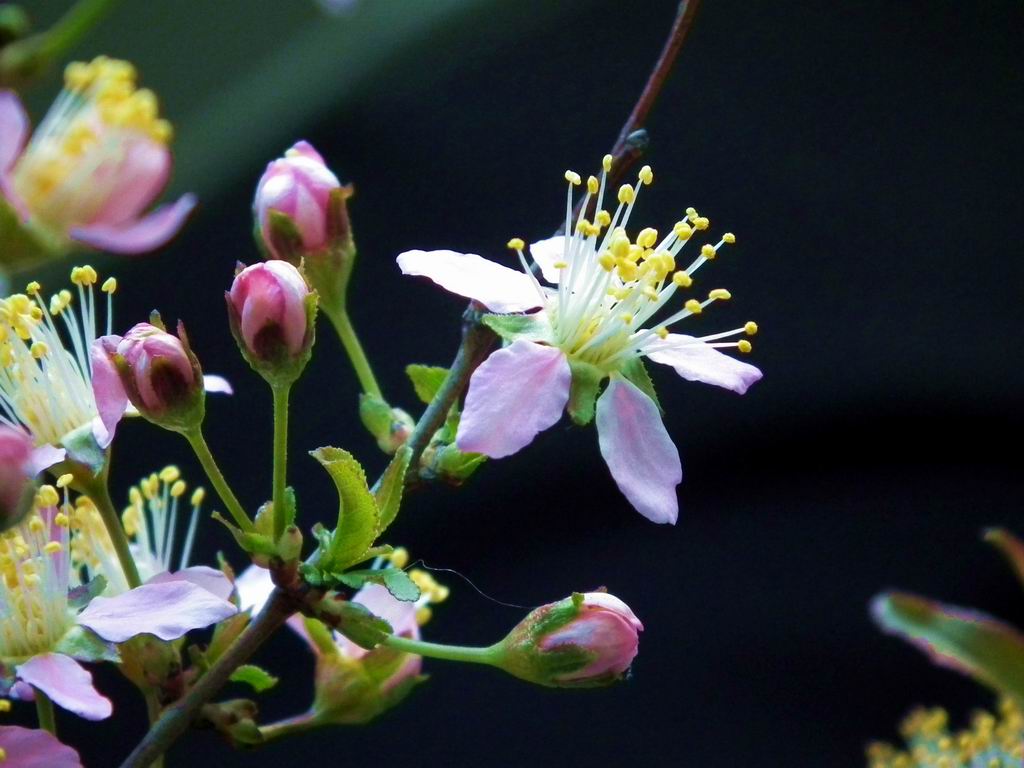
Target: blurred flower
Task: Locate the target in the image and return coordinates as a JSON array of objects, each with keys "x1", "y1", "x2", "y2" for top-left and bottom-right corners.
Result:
[
  {"x1": 866, "y1": 697, "x2": 1024, "y2": 767},
  {"x1": 0, "y1": 426, "x2": 35, "y2": 529},
  {"x1": 398, "y1": 159, "x2": 761, "y2": 523},
  {"x1": 0, "y1": 725, "x2": 82, "y2": 767},
  {"x1": 0, "y1": 484, "x2": 236, "y2": 719},
  {"x1": 496, "y1": 592, "x2": 642, "y2": 688},
  {"x1": 0, "y1": 57, "x2": 195, "y2": 265}
]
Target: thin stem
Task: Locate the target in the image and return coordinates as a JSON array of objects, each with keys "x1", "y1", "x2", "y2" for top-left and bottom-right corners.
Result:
[
  {"x1": 144, "y1": 692, "x2": 165, "y2": 768},
  {"x1": 78, "y1": 469, "x2": 142, "y2": 589},
  {"x1": 382, "y1": 634, "x2": 500, "y2": 666},
  {"x1": 271, "y1": 382, "x2": 291, "y2": 541},
  {"x1": 118, "y1": 589, "x2": 296, "y2": 768},
  {"x1": 324, "y1": 306, "x2": 382, "y2": 398},
  {"x1": 183, "y1": 429, "x2": 254, "y2": 533},
  {"x1": 257, "y1": 712, "x2": 319, "y2": 743},
  {"x1": 34, "y1": 688, "x2": 56, "y2": 736},
  {"x1": 38, "y1": 0, "x2": 123, "y2": 59}
]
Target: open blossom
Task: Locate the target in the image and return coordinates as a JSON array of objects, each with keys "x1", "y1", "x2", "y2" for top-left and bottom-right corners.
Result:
[
  {"x1": 0, "y1": 57, "x2": 195, "y2": 256},
  {"x1": 398, "y1": 158, "x2": 762, "y2": 523},
  {"x1": 0, "y1": 726, "x2": 82, "y2": 767},
  {"x1": 0, "y1": 485, "x2": 236, "y2": 720}
]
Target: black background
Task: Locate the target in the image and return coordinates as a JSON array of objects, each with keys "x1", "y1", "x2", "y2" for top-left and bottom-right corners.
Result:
[{"x1": 14, "y1": 0, "x2": 1024, "y2": 765}]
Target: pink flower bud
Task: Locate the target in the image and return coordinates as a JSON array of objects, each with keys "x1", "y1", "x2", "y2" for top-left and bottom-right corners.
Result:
[
  {"x1": 0, "y1": 426, "x2": 35, "y2": 528},
  {"x1": 254, "y1": 141, "x2": 342, "y2": 260},
  {"x1": 498, "y1": 591, "x2": 642, "y2": 688},
  {"x1": 228, "y1": 261, "x2": 312, "y2": 364}
]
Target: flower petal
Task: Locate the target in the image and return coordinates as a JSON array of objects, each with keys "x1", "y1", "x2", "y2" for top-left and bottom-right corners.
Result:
[
  {"x1": 89, "y1": 339, "x2": 127, "y2": 447},
  {"x1": 397, "y1": 249, "x2": 543, "y2": 313},
  {"x1": 529, "y1": 235, "x2": 568, "y2": 284},
  {"x1": 0, "y1": 91, "x2": 29, "y2": 173},
  {"x1": 0, "y1": 726, "x2": 83, "y2": 768},
  {"x1": 595, "y1": 378, "x2": 682, "y2": 524},
  {"x1": 15, "y1": 654, "x2": 112, "y2": 721},
  {"x1": 86, "y1": 139, "x2": 170, "y2": 227},
  {"x1": 147, "y1": 566, "x2": 234, "y2": 602},
  {"x1": 69, "y1": 194, "x2": 197, "y2": 255},
  {"x1": 233, "y1": 565, "x2": 309, "y2": 643},
  {"x1": 456, "y1": 341, "x2": 570, "y2": 458},
  {"x1": 645, "y1": 334, "x2": 763, "y2": 394},
  {"x1": 203, "y1": 374, "x2": 234, "y2": 395},
  {"x1": 26, "y1": 445, "x2": 66, "y2": 476},
  {"x1": 77, "y1": 581, "x2": 236, "y2": 642}
]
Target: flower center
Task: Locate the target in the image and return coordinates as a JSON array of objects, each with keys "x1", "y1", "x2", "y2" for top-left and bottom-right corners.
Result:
[{"x1": 10, "y1": 56, "x2": 171, "y2": 231}]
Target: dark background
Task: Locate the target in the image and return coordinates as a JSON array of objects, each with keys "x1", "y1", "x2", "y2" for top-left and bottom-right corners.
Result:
[{"x1": 13, "y1": 0, "x2": 1024, "y2": 765}]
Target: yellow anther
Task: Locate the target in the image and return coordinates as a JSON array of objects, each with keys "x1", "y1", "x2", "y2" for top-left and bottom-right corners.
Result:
[
  {"x1": 701, "y1": 243, "x2": 717, "y2": 259},
  {"x1": 638, "y1": 165, "x2": 653, "y2": 185},
  {"x1": 616, "y1": 261, "x2": 638, "y2": 282},
  {"x1": 598, "y1": 252, "x2": 615, "y2": 272},
  {"x1": 159, "y1": 465, "x2": 181, "y2": 483},
  {"x1": 70, "y1": 265, "x2": 98, "y2": 286},
  {"x1": 43, "y1": 541, "x2": 62, "y2": 555},
  {"x1": 170, "y1": 480, "x2": 186, "y2": 498},
  {"x1": 595, "y1": 209, "x2": 611, "y2": 227},
  {"x1": 738, "y1": 339, "x2": 752, "y2": 354},
  {"x1": 685, "y1": 299, "x2": 702, "y2": 315},
  {"x1": 602, "y1": 154, "x2": 613, "y2": 172},
  {"x1": 102, "y1": 277, "x2": 117, "y2": 294},
  {"x1": 708, "y1": 288, "x2": 732, "y2": 301},
  {"x1": 416, "y1": 606, "x2": 433, "y2": 626},
  {"x1": 620, "y1": 314, "x2": 634, "y2": 325},
  {"x1": 627, "y1": 244, "x2": 644, "y2": 263},
  {"x1": 29, "y1": 342, "x2": 48, "y2": 359},
  {"x1": 642, "y1": 286, "x2": 659, "y2": 301},
  {"x1": 564, "y1": 170, "x2": 581, "y2": 186},
  {"x1": 0, "y1": 700, "x2": 9, "y2": 713},
  {"x1": 191, "y1": 487, "x2": 206, "y2": 506},
  {"x1": 553, "y1": 261, "x2": 568, "y2": 270},
  {"x1": 685, "y1": 206, "x2": 697, "y2": 218},
  {"x1": 672, "y1": 271, "x2": 693, "y2": 288},
  {"x1": 389, "y1": 547, "x2": 409, "y2": 569},
  {"x1": 56, "y1": 474, "x2": 74, "y2": 489},
  {"x1": 617, "y1": 184, "x2": 635, "y2": 205},
  {"x1": 36, "y1": 486, "x2": 59, "y2": 508},
  {"x1": 673, "y1": 222, "x2": 692, "y2": 240},
  {"x1": 694, "y1": 216, "x2": 710, "y2": 230},
  {"x1": 23, "y1": 573, "x2": 40, "y2": 587},
  {"x1": 723, "y1": 232, "x2": 736, "y2": 244},
  {"x1": 587, "y1": 175, "x2": 599, "y2": 195},
  {"x1": 744, "y1": 321, "x2": 758, "y2": 335},
  {"x1": 54, "y1": 513, "x2": 69, "y2": 527},
  {"x1": 656, "y1": 326, "x2": 669, "y2": 340},
  {"x1": 28, "y1": 516, "x2": 45, "y2": 534},
  {"x1": 506, "y1": 237, "x2": 525, "y2": 251},
  {"x1": 25, "y1": 281, "x2": 41, "y2": 295},
  {"x1": 637, "y1": 228, "x2": 659, "y2": 249}
]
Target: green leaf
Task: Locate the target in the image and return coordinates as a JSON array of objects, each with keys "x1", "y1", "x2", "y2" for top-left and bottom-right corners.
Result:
[
  {"x1": 281, "y1": 487, "x2": 298, "y2": 531},
  {"x1": 335, "y1": 601, "x2": 393, "y2": 650},
  {"x1": 567, "y1": 360, "x2": 605, "y2": 426},
  {"x1": 873, "y1": 591, "x2": 1024, "y2": 702},
  {"x1": 230, "y1": 664, "x2": 279, "y2": 693},
  {"x1": 311, "y1": 447, "x2": 380, "y2": 571},
  {"x1": 482, "y1": 313, "x2": 553, "y2": 344},
  {"x1": 55, "y1": 626, "x2": 120, "y2": 664},
  {"x1": 211, "y1": 512, "x2": 277, "y2": 557},
  {"x1": 406, "y1": 365, "x2": 450, "y2": 405},
  {"x1": 339, "y1": 568, "x2": 421, "y2": 603},
  {"x1": 620, "y1": 358, "x2": 662, "y2": 414},
  {"x1": 374, "y1": 447, "x2": 411, "y2": 534},
  {"x1": 985, "y1": 528, "x2": 1024, "y2": 592}
]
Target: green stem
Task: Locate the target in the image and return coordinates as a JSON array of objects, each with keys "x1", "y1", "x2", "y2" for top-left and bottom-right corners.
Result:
[
  {"x1": 184, "y1": 429, "x2": 254, "y2": 533},
  {"x1": 324, "y1": 307, "x2": 382, "y2": 398},
  {"x1": 34, "y1": 688, "x2": 56, "y2": 736},
  {"x1": 78, "y1": 468, "x2": 142, "y2": 589},
  {"x1": 143, "y1": 693, "x2": 165, "y2": 768},
  {"x1": 381, "y1": 634, "x2": 500, "y2": 666},
  {"x1": 38, "y1": 0, "x2": 124, "y2": 59},
  {"x1": 257, "y1": 712, "x2": 319, "y2": 743},
  {"x1": 271, "y1": 382, "x2": 291, "y2": 541}
]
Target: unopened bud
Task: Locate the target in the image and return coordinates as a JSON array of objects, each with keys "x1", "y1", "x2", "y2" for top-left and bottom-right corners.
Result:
[
  {"x1": 359, "y1": 394, "x2": 414, "y2": 454},
  {"x1": 0, "y1": 426, "x2": 37, "y2": 531}
]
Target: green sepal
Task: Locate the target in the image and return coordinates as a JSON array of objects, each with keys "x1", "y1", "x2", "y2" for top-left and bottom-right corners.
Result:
[
  {"x1": 304, "y1": 616, "x2": 340, "y2": 656},
  {"x1": 67, "y1": 576, "x2": 107, "y2": 610},
  {"x1": 55, "y1": 625, "x2": 120, "y2": 664},
  {"x1": 339, "y1": 568, "x2": 421, "y2": 603},
  {"x1": 310, "y1": 447, "x2": 380, "y2": 571},
  {"x1": 374, "y1": 446, "x2": 411, "y2": 534},
  {"x1": 873, "y1": 591, "x2": 1024, "y2": 702},
  {"x1": 567, "y1": 360, "x2": 605, "y2": 426},
  {"x1": 422, "y1": 443, "x2": 487, "y2": 486},
  {"x1": 264, "y1": 210, "x2": 305, "y2": 266},
  {"x1": 60, "y1": 423, "x2": 107, "y2": 476},
  {"x1": 405, "y1": 364, "x2": 449, "y2": 404},
  {"x1": 482, "y1": 313, "x2": 554, "y2": 344},
  {"x1": 230, "y1": 664, "x2": 279, "y2": 693},
  {"x1": 212, "y1": 512, "x2": 276, "y2": 561},
  {"x1": 280, "y1": 487, "x2": 298, "y2": 533},
  {"x1": 334, "y1": 601, "x2": 393, "y2": 650},
  {"x1": 298, "y1": 562, "x2": 326, "y2": 588},
  {"x1": 620, "y1": 357, "x2": 662, "y2": 414}
]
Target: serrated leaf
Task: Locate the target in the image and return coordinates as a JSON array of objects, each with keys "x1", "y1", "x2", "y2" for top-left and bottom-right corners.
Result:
[
  {"x1": 873, "y1": 591, "x2": 1024, "y2": 702},
  {"x1": 406, "y1": 365, "x2": 449, "y2": 405},
  {"x1": 620, "y1": 357, "x2": 662, "y2": 414},
  {"x1": 336, "y1": 601, "x2": 393, "y2": 650},
  {"x1": 339, "y1": 568, "x2": 421, "y2": 603},
  {"x1": 375, "y1": 447, "x2": 411, "y2": 534},
  {"x1": 230, "y1": 664, "x2": 279, "y2": 693},
  {"x1": 311, "y1": 447, "x2": 380, "y2": 571},
  {"x1": 482, "y1": 313, "x2": 553, "y2": 344},
  {"x1": 567, "y1": 360, "x2": 604, "y2": 426}
]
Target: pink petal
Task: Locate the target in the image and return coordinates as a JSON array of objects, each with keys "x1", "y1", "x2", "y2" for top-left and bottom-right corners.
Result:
[
  {"x1": 15, "y1": 654, "x2": 112, "y2": 721},
  {"x1": 595, "y1": 378, "x2": 682, "y2": 524},
  {"x1": 86, "y1": 139, "x2": 170, "y2": 227},
  {"x1": 147, "y1": 566, "x2": 234, "y2": 602},
  {"x1": 397, "y1": 249, "x2": 543, "y2": 313},
  {"x1": 89, "y1": 339, "x2": 128, "y2": 445},
  {"x1": 77, "y1": 580, "x2": 236, "y2": 642},
  {"x1": 645, "y1": 334, "x2": 763, "y2": 394},
  {"x1": 70, "y1": 194, "x2": 196, "y2": 255},
  {"x1": 203, "y1": 374, "x2": 234, "y2": 395},
  {"x1": 456, "y1": 341, "x2": 570, "y2": 458},
  {"x1": 529, "y1": 235, "x2": 568, "y2": 284},
  {"x1": 0, "y1": 726, "x2": 83, "y2": 768},
  {"x1": 582, "y1": 593, "x2": 645, "y2": 631},
  {"x1": 233, "y1": 565, "x2": 309, "y2": 644},
  {"x1": 337, "y1": 583, "x2": 421, "y2": 659},
  {"x1": 0, "y1": 91, "x2": 29, "y2": 172},
  {"x1": 27, "y1": 445, "x2": 66, "y2": 475}
]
